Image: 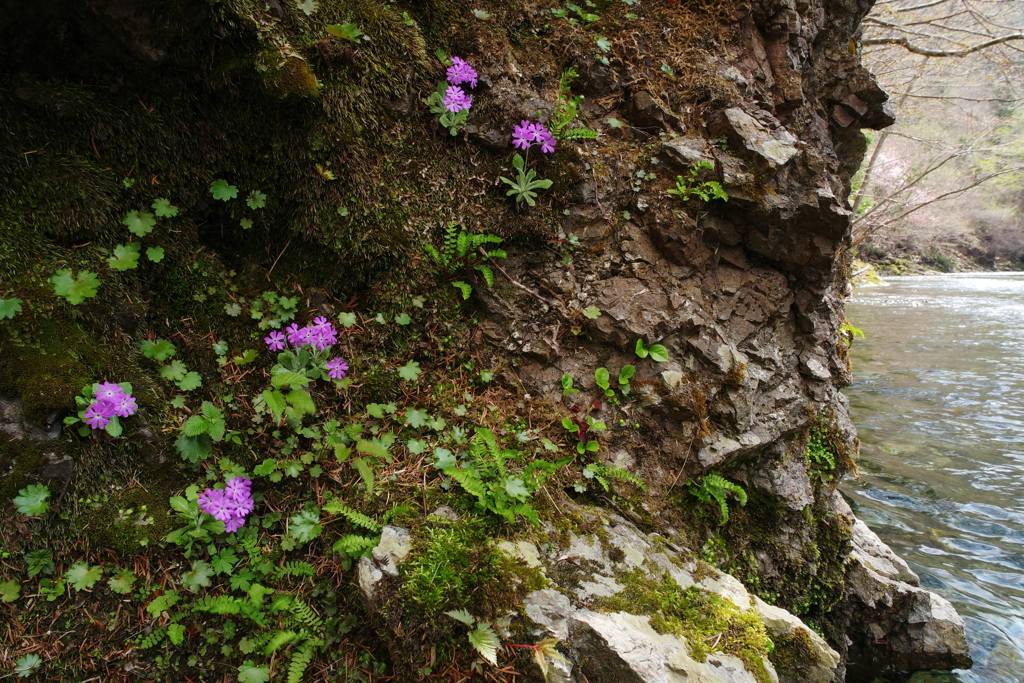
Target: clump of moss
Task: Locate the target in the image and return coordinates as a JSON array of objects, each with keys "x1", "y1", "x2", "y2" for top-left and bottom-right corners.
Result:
[
  {"x1": 768, "y1": 626, "x2": 819, "y2": 681},
  {"x1": 597, "y1": 569, "x2": 774, "y2": 683},
  {"x1": 264, "y1": 57, "x2": 320, "y2": 98},
  {"x1": 78, "y1": 484, "x2": 175, "y2": 556}
]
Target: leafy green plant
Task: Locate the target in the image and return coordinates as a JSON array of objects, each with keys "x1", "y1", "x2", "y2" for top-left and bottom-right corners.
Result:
[
  {"x1": 689, "y1": 473, "x2": 747, "y2": 524},
  {"x1": 499, "y1": 153, "x2": 553, "y2": 206},
  {"x1": 805, "y1": 427, "x2": 836, "y2": 483},
  {"x1": 0, "y1": 579, "x2": 20, "y2": 603},
  {"x1": 424, "y1": 223, "x2": 507, "y2": 298},
  {"x1": 141, "y1": 338, "x2": 176, "y2": 361},
  {"x1": 107, "y1": 243, "x2": 141, "y2": 271},
  {"x1": 446, "y1": 610, "x2": 501, "y2": 666},
  {"x1": 618, "y1": 365, "x2": 636, "y2": 395},
  {"x1": 51, "y1": 269, "x2": 100, "y2": 304},
  {"x1": 550, "y1": 68, "x2": 598, "y2": 141},
  {"x1": 561, "y1": 415, "x2": 606, "y2": 454},
  {"x1": 667, "y1": 161, "x2": 728, "y2": 202},
  {"x1": 249, "y1": 290, "x2": 299, "y2": 329},
  {"x1": 210, "y1": 179, "x2": 239, "y2": 201},
  {"x1": 176, "y1": 402, "x2": 227, "y2": 463},
  {"x1": 326, "y1": 22, "x2": 363, "y2": 42},
  {"x1": 560, "y1": 373, "x2": 579, "y2": 395},
  {"x1": 13, "y1": 484, "x2": 50, "y2": 516},
  {"x1": 442, "y1": 427, "x2": 569, "y2": 524},
  {"x1": 14, "y1": 653, "x2": 42, "y2": 678},
  {"x1": 423, "y1": 80, "x2": 469, "y2": 136},
  {"x1": 579, "y1": 462, "x2": 645, "y2": 492},
  {"x1": 65, "y1": 561, "x2": 103, "y2": 591},
  {"x1": 24, "y1": 549, "x2": 54, "y2": 577},
  {"x1": 635, "y1": 338, "x2": 669, "y2": 362},
  {"x1": 165, "y1": 488, "x2": 225, "y2": 554},
  {"x1": 152, "y1": 197, "x2": 179, "y2": 217},
  {"x1": 0, "y1": 297, "x2": 22, "y2": 319},
  {"x1": 840, "y1": 322, "x2": 865, "y2": 348},
  {"x1": 123, "y1": 210, "x2": 157, "y2": 236}
]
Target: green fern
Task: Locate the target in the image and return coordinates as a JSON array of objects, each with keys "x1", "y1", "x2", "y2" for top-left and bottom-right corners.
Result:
[
  {"x1": 193, "y1": 595, "x2": 244, "y2": 614},
  {"x1": 689, "y1": 473, "x2": 747, "y2": 525},
  {"x1": 287, "y1": 641, "x2": 317, "y2": 683},
  {"x1": 324, "y1": 501, "x2": 380, "y2": 532},
  {"x1": 582, "y1": 463, "x2": 646, "y2": 492},
  {"x1": 806, "y1": 428, "x2": 837, "y2": 475},
  {"x1": 561, "y1": 127, "x2": 599, "y2": 140},
  {"x1": 289, "y1": 598, "x2": 324, "y2": 630},
  {"x1": 332, "y1": 534, "x2": 379, "y2": 558},
  {"x1": 550, "y1": 68, "x2": 597, "y2": 141},
  {"x1": 273, "y1": 561, "x2": 317, "y2": 579},
  {"x1": 137, "y1": 627, "x2": 166, "y2": 649}
]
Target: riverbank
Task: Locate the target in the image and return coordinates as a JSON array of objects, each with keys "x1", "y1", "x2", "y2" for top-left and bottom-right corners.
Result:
[{"x1": 855, "y1": 233, "x2": 1024, "y2": 275}]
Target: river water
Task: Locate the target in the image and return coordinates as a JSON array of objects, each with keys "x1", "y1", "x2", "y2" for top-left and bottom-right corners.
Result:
[{"x1": 843, "y1": 273, "x2": 1024, "y2": 683}]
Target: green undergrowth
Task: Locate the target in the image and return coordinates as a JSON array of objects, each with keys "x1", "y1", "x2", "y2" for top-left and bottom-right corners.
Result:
[{"x1": 597, "y1": 569, "x2": 773, "y2": 683}]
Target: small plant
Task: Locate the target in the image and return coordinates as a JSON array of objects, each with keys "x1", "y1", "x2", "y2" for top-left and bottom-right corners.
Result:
[
  {"x1": 423, "y1": 223, "x2": 506, "y2": 299},
  {"x1": 560, "y1": 373, "x2": 579, "y2": 395},
  {"x1": 689, "y1": 473, "x2": 747, "y2": 525},
  {"x1": 635, "y1": 338, "x2": 669, "y2": 362},
  {"x1": 325, "y1": 22, "x2": 362, "y2": 42},
  {"x1": 667, "y1": 161, "x2": 728, "y2": 202},
  {"x1": 550, "y1": 68, "x2": 598, "y2": 141},
  {"x1": 562, "y1": 414, "x2": 606, "y2": 454},
  {"x1": 424, "y1": 55, "x2": 478, "y2": 135},
  {"x1": 175, "y1": 401, "x2": 226, "y2": 463},
  {"x1": 51, "y1": 269, "x2": 100, "y2": 305},
  {"x1": 0, "y1": 297, "x2": 23, "y2": 319},
  {"x1": 14, "y1": 484, "x2": 50, "y2": 516},
  {"x1": 64, "y1": 382, "x2": 138, "y2": 437},
  {"x1": 446, "y1": 610, "x2": 500, "y2": 666},
  {"x1": 14, "y1": 653, "x2": 42, "y2": 678},
  {"x1": 500, "y1": 122, "x2": 557, "y2": 206},
  {"x1": 840, "y1": 322, "x2": 865, "y2": 348},
  {"x1": 249, "y1": 290, "x2": 299, "y2": 329},
  {"x1": 197, "y1": 477, "x2": 254, "y2": 532},
  {"x1": 578, "y1": 462, "x2": 645, "y2": 492},
  {"x1": 806, "y1": 427, "x2": 836, "y2": 484}
]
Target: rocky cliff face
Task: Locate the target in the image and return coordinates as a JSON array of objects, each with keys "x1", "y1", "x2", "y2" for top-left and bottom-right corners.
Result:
[{"x1": 0, "y1": 0, "x2": 969, "y2": 680}]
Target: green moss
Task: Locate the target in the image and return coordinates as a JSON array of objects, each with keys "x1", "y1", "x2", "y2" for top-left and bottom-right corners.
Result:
[
  {"x1": 78, "y1": 484, "x2": 175, "y2": 556},
  {"x1": 597, "y1": 569, "x2": 773, "y2": 683},
  {"x1": 0, "y1": 438, "x2": 50, "y2": 502},
  {"x1": 768, "y1": 626, "x2": 818, "y2": 679},
  {"x1": 263, "y1": 57, "x2": 321, "y2": 98}
]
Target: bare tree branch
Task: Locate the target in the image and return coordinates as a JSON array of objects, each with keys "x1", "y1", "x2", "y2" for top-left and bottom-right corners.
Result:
[{"x1": 864, "y1": 33, "x2": 1024, "y2": 56}]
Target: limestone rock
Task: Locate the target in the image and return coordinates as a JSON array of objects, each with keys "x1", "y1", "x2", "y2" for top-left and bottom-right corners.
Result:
[
  {"x1": 358, "y1": 526, "x2": 412, "y2": 601},
  {"x1": 753, "y1": 596, "x2": 839, "y2": 683}
]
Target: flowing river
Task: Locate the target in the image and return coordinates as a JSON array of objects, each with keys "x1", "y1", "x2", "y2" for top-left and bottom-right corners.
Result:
[{"x1": 843, "y1": 273, "x2": 1024, "y2": 683}]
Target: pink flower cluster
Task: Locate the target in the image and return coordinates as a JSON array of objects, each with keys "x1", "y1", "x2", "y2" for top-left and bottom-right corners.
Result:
[
  {"x1": 83, "y1": 382, "x2": 137, "y2": 430},
  {"x1": 512, "y1": 121, "x2": 557, "y2": 154},
  {"x1": 265, "y1": 316, "x2": 338, "y2": 351},
  {"x1": 198, "y1": 477, "x2": 254, "y2": 532},
  {"x1": 444, "y1": 56, "x2": 477, "y2": 113}
]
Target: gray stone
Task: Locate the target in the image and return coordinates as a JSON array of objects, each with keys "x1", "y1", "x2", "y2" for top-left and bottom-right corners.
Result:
[
  {"x1": 358, "y1": 526, "x2": 412, "y2": 601},
  {"x1": 523, "y1": 589, "x2": 573, "y2": 640},
  {"x1": 709, "y1": 108, "x2": 800, "y2": 168}
]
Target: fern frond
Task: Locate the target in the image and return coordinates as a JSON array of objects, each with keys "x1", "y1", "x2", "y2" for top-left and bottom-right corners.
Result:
[
  {"x1": 287, "y1": 642, "x2": 315, "y2": 683},
  {"x1": 327, "y1": 503, "x2": 380, "y2": 531},
  {"x1": 332, "y1": 534, "x2": 378, "y2": 558},
  {"x1": 443, "y1": 466, "x2": 488, "y2": 500},
  {"x1": 137, "y1": 627, "x2": 166, "y2": 649},
  {"x1": 273, "y1": 561, "x2": 316, "y2": 579},
  {"x1": 562, "y1": 127, "x2": 598, "y2": 140},
  {"x1": 194, "y1": 595, "x2": 244, "y2": 614},
  {"x1": 289, "y1": 598, "x2": 324, "y2": 631}
]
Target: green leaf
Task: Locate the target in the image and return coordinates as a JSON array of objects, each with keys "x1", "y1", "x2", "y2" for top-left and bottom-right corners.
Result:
[
  {"x1": 446, "y1": 608, "x2": 475, "y2": 625},
  {"x1": 65, "y1": 561, "x2": 103, "y2": 591},
  {"x1": 211, "y1": 549, "x2": 238, "y2": 575},
  {"x1": 395, "y1": 312, "x2": 411, "y2": 325},
  {"x1": 289, "y1": 510, "x2": 322, "y2": 543},
  {"x1": 247, "y1": 583, "x2": 274, "y2": 604},
  {"x1": 398, "y1": 360, "x2": 422, "y2": 382},
  {"x1": 14, "y1": 484, "x2": 50, "y2": 515},
  {"x1": 404, "y1": 408, "x2": 429, "y2": 428},
  {"x1": 272, "y1": 370, "x2": 311, "y2": 389},
  {"x1": 161, "y1": 360, "x2": 187, "y2": 381},
  {"x1": 618, "y1": 365, "x2": 636, "y2": 383},
  {"x1": 123, "y1": 210, "x2": 157, "y2": 237},
  {"x1": 170, "y1": 395, "x2": 186, "y2": 409},
  {"x1": 152, "y1": 197, "x2": 179, "y2": 218},
  {"x1": 238, "y1": 661, "x2": 271, "y2": 683},
  {"x1": 635, "y1": 338, "x2": 649, "y2": 358},
  {"x1": 356, "y1": 439, "x2": 389, "y2": 461},
  {"x1": 142, "y1": 339, "x2": 176, "y2": 361},
  {"x1": 594, "y1": 34, "x2": 612, "y2": 52},
  {"x1": 648, "y1": 344, "x2": 669, "y2": 363},
  {"x1": 326, "y1": 22, "x2": 362, "y2": 41},
  {"x1": 504, "y1": 477, "x2": 530, "y2": 500},
  {"x1": 352, "y1": 457, "x2": 375, "y2": 494},
  {"x1": 582, "y1": 305, "x2": 601, "y2": 319},
  {"x1": 176, "y1": 433, "x2": 213, "y2": 463},
  {"x1": 177, "y1": 371, "x2": 203, "y2": 391},
  {"x1": 246, "y1": 190, "x2": 267, "y2": 209},
  {"x1": 262, "y1": 390, "x2": 287, "y2": 422},
  {"x1": 366, "y1": 403, "x2": 385, "y2": 418},
  {"x1": 108, "y1": 569, "x2": 137, "y2": 594},
  {"x1": 167, "y1": 623, "x2": 185, "y2": 645},
  {"x1": 107, "y1": 243, "x2": 140, "y2": 271},
  {"x1": 452, "y1": 281, "x2": 472, "y2": 300},
  {"x1": 468, "y1": 622, "x2": 500, "y2": 666},
  {"x1": 50, "y1": 269, "x2": 100, "y2": 305},
  {"x1": 24, "y1": 549, "x2": 54, "y2": 577},
  {"x1": 407, "y1": 439, "x2": 427, "y2": 454},
  {"x1": 0, "y1": 298, "x2": 23, "y2": 320},
  {"x1": 338, "y1": 312, "x2": 357, "y2": 327},
  {"x1": 0, "y1": 579, "x2": 20, "y2": 603},
  {"x1": 181, "y1": 560, "x2": 213, "y2": 591},
  {"x1": 210, "y1": 179, "x2": 239, "y2": 201},
  {"x1": 232, "y1": 349, "x2": 258, "y2": 365},
  {"x1": 595, "y1": 367, "x2": 610, "y2": 391},
  {"x1": 561, "y1": 417, "x2": 579, "y2": 433},
  {"x1": 182, "y1": 414, "x2": 209, "y2": 437},
  {"x1": 145, "y1": 590, "x2": 180, "y2": 617},
  {"x1": 240, "y1": 218, "x2": 254, "y2": 230},
  {"x1": 286, "y1": 389, "x2": 316, "y2": 417},
  {"x1": 15, "y1": 653, "x2": 41, "y2": 677}
]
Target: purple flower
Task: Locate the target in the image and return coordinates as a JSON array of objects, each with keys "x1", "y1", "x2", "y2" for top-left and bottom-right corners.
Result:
[
  {"x1": 285, "y1": 323, "x2": 311, "y2": 347},
  {"x1": 443, "y1": 85, "x2": 472, "y2": 113},
  {"x1": 83, "y1": 403, "x2": 112, "y2": 430},
  {"x1": 114, "y1": 394, "x2": 137, "y2": 418},
  {"x1": 512, "y1": 120, "x2": 534, "y2": 150},
  {"x1": 310, "y1": 317, "x2": 338, "y2": 350},
  {"x1": 446, "y1": 56, "x2": 479, "y2": 89},
  {"x1": 537, "y1": 128, "x2": 557, "y2": 154},
  {"x1": 265, "y1": 330, "x2": 286, "y2": 351},
  {"x1": 94, "y1": 382, "x2": 124, "y2": 402},
  {"x1": 199, "y1": 477, "x2": 254, "y2": 532},
  {"x1": 325, "y1": 357, "x2": 349, "y2": 380}
]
